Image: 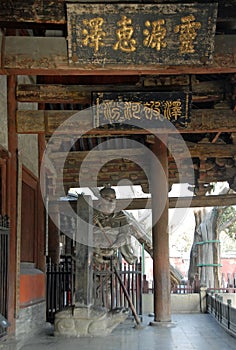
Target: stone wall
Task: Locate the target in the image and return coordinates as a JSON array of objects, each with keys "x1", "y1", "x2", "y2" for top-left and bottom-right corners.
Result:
[
  {"x1": 142, "y1": 293, "x2": 201, "y2": 314},
  {"x1": 15, "y1": 301, "x2": 46, "y2": 339},
  {"x1": 220, "y1": 293, "x2": 236, "y2": 308}
]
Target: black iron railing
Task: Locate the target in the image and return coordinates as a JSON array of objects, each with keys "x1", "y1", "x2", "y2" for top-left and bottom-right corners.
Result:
[
  {"x1": 94, "y1": 258, "x2": 142, "y2": 316},
  {"x1": 46, "y1": 256, "x2": 75, "y2": 323},
  {"x1": 207, "y1": 291, "x2": 236, "y2": 337},
  {"x1": 0, "y1": 215, "x2": 9, "y2": 338},
  {"x1": 46, "y1": 255, "x2": 143, "y2": 323}
]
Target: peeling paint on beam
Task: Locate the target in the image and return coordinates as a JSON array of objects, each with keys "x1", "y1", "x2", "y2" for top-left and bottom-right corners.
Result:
[
  {"x1": 1, "y1": 35, "x2": 236, "y2": 75},
  {"x1": 16, "y1": 109, "x2": 236, "y2": 135}
]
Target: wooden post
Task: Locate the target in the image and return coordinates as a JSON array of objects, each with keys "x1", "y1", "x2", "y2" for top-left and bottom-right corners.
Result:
[
  {"x1": 37, "y1": 103, "x2": 46, "y2": 271},
  {"x1": 150, "y1": 136, "x2": 171, "y2": 324},
  {"x1": 48, "y1": 205, "x2": 60, "y2": 265},
  {"x1": 7, "y1": 75, "x2": 17, "y2": 334}
]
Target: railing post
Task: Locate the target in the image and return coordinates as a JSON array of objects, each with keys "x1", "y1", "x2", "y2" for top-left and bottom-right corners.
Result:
[
  {"x1": 200, "y1": 286, "x2": 208, "y2": 313},
  {"x1": 227, "y1": 299, "x2": 231, "y2": 330},
  {"x1": 211, "y1": 291, "x2": 214, "y2": 314},
  {"x1": 137, "y1": 258, "x2": 142, "y2": 316},
  {"x1": 215, "y1": 294, "x2": 218, "y2": 318},
  {"x1": 219, "y1": 296, "x2": 223, "y2": 323}
]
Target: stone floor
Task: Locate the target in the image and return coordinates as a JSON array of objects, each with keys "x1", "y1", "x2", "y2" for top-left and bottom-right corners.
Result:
[{"x1": 0, "y1": 314, "x2": 236, "y2": 350}]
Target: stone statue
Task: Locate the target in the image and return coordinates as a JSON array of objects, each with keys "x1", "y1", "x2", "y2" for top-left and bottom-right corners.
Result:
[
  {"x1": 54, "y1": 186, "x2": 135, "y2": 337},
  {"x1": 93, "y1": 185, "x2": 138, "y2": 265}
]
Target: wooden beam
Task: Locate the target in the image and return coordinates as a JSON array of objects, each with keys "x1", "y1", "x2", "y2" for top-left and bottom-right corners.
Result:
[
  {"x1": 16, "y1": 79, "x2": 226, "y2": 103},
  {"x1": 16, "y1": 109, "x2": 236, "y2": 135},
  {"x1": 2, "y1": 35, "x2": 236, "y2": 75},
  {"x1": 49, "y1": 143, "x2": 236, "y2": 172},
  {"x1": 17, "y1": 84, "x2": 91, "y2": 103},
  {"x1": 0, "y1": 0, "x2": 234, "y2": 26},
  {"x1": 170, "y1": 194, "x2": 236, "y2": 208},
  {"x1": 0, "y1": 0, "x2": 66, "y2": 25},
  {"x1": 170, "y1": 141, "x2": 236, "y2": 159},
  {"x1": 50, "y1": 193, "x2": 236, "y2": 212}
]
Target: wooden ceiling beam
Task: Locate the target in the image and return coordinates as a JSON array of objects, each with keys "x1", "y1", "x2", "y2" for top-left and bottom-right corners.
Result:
[
  {"x1": 48, "y1": 143, "x2": 236, "y2": 168},
  {"x1": 0, "y1": 0, "x2": 234, "y2": 26},
  {"x1": 16, "y1": 109, "x2": 236, "y2": 135},
  {"x1": 16, "y1": 79, "x2": 226, "y2": 103},
  {"x1": 49, "y1": 193, "x2": 236, "y2": 211},
  {"x1": 2, "y1": 35, "x2": 236, "y2": 75},
  {"x1": 0, "y1": 0, "x2": 66, "y2": 25}
]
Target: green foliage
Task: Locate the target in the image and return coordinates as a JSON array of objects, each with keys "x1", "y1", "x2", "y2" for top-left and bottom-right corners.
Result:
[{"x1": 217, "y1": 206, "x2": 236, "y2": 240}]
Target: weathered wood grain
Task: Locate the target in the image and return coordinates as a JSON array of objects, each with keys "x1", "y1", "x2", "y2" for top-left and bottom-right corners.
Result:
[
  {"x1": 2, "y1": 35, "x2": 236, "y2": 74},
  {"x1": 0, "y1": 0, "x2": 234, "y2": 25},
  {"x1": 49, "y1": 193, "x2": 236, "y2": 211},
  {"x1": 16, "y1": 109, "x2": 236, "y2": 134},
  {"x1": 16, "y1": 80, "x2": 226, "y2": 104},
  {"x1": 0, "y1": 0, "x2": 65, "y2": 24}
]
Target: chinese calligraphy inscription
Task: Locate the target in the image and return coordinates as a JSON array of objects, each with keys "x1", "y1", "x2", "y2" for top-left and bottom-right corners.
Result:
[
  {"x1": 82, "y1": 18, "x2": 106, "y2": 53},
  {"x1": 93, "y1": 92, "x2": 191, "y2": 129},
  {"x1": 113, "y1": 15, "x2": 137, "y2": 53},
  {"x1": 174, "y1": 15, "x2": 201, "y2": 54},
  {"x1": 143, "y1": 19, "x2": 167, "y2": 51},
  {"x1": 67, "y1": 3, "x2": 217, "y2": 66}
]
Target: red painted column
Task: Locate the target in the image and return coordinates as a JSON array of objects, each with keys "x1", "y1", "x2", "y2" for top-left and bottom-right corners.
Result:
[{"x1": 151, "y1": 136, "x2": 171, "y2": 323}]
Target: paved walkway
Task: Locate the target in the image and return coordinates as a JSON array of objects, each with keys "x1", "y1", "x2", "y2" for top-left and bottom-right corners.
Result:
[{"x1": 0, "y1": 314, "x2": 235, "y2": 350}]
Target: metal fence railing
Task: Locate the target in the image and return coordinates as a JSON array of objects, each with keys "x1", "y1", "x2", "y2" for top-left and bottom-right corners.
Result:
[
  {"x1": 0, "y1": 216, "x2": 9, "y2": 338},
  {"x1": 46, "y1": 256, "x2": 75, "y2": 323},
  {"x1": 207, "y1": 291, "x2": 236, "y2": 337},
  {"x1": 94, "y1": 258, "x2": 142, "y2": 316},
  {"x1": 46, "y1": 256, "x2": 142, "y2": 323}
]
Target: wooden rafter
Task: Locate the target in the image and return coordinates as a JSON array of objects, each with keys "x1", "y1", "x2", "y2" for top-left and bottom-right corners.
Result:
[
  {"x1": 16, "y1": 109, "x2": 236, "y2": 135},
  {"x1": 1, "y1": 35, "x2": 236, "y2": 75},
  {"x1": 49, "y1": 194, "x2": 236, "y2": 211},
  {"x1": 0, "y1": 0, "x2": 235, "y2": 26},
  {"x1": 16, "y1": 80, "x2": 226, "y2": 104}
]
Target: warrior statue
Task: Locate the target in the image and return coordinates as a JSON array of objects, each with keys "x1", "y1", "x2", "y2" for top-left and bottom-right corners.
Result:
[
  {"x1": 54, "y1": 185, "x2": 136, "y2": 337},
  {"x1": 92, "y1": 185, "x2": 138, "y2": 265}
]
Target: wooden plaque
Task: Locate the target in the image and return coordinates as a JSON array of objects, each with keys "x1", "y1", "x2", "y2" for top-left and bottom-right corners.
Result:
[
  {"x1": 67, "y1": 3, "x2": 217, "y2": 66},
  {"x1": 93, "y1": 91, "x2": 191, "y2": 128}
]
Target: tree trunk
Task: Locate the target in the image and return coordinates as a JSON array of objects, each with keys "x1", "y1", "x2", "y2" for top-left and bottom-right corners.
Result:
[{"x1": 188, "y1": 207, "x2": 220, "y2": 288}]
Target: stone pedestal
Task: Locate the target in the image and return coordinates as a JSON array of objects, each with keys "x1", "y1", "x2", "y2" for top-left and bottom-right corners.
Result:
[{"x1": 54, "y1": 306, "x2": 128, "y2": 337}]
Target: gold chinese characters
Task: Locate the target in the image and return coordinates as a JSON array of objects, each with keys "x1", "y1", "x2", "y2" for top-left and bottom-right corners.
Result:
[
  {"x1": 81, "y1": 14, "x2": 201, "y2": 54},
  {"x1": 99, "y1": 100, "x2": 184, "y2": 123}
]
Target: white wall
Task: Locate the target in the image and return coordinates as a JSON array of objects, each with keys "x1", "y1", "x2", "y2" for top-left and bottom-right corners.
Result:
[{"x1": 142, "y1": 293, "x2": 201, "y2": 314}]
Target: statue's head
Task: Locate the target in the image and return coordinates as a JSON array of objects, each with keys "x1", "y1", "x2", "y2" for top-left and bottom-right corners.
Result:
[{"x1": 99, "y1": 185, "x2": 116, "y2": 215}]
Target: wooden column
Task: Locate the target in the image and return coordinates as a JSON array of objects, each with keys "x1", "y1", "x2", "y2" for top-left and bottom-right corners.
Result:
[
  {"x1": 7, "y1": 75, "x2": 17, "y2": 333},
  {"x1": 37, "y1": 103, "x2": 46, "y2": 271},
  {"x1": 48, "y1": 205, "x2": 60, "y2": 265},
  {"x1": 151, "y1": 136, "x2": 171, "y2": 323}
]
